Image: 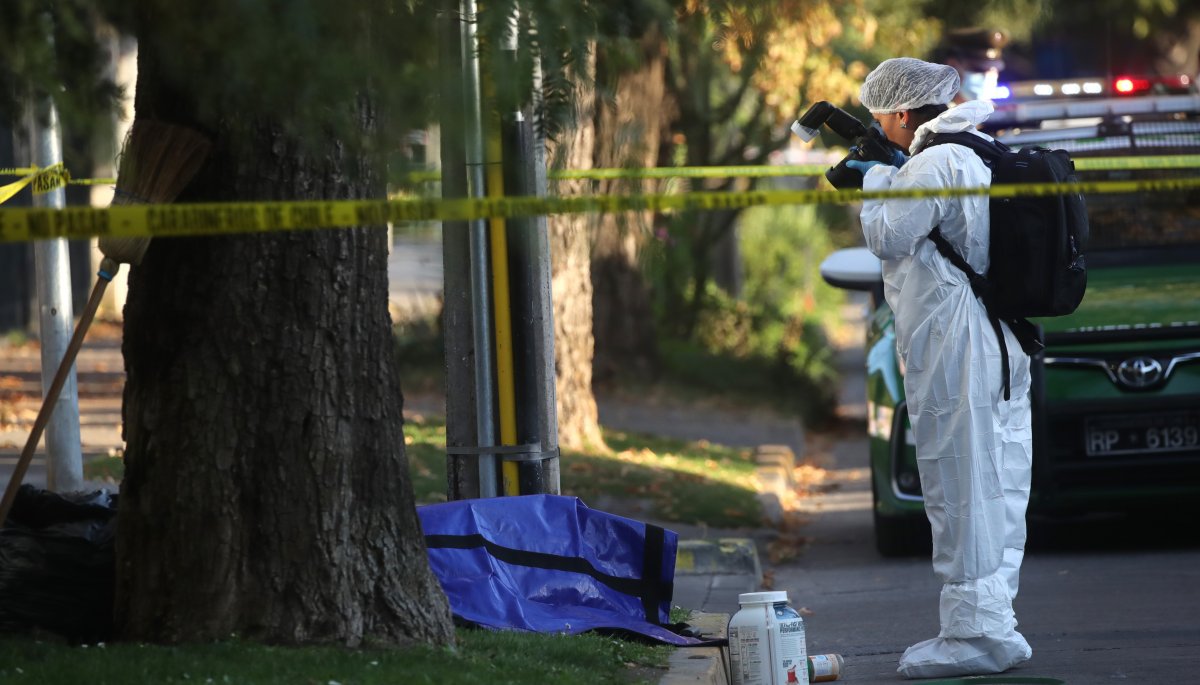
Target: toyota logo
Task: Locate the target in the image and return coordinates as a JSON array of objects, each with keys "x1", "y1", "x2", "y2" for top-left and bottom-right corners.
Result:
[{"x1": 1116, "y1": 356, "x2": 1164, "y2": 388}]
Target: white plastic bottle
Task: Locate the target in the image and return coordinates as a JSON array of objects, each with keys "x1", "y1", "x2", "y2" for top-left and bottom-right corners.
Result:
[{"x1": 727, "y1": 591, "x2": 808, "y2": 685}]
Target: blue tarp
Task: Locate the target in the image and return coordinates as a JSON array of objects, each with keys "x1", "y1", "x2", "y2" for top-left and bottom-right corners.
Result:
[{"x1": 418, "y1": 494, "x2": 701, "y2": 645}]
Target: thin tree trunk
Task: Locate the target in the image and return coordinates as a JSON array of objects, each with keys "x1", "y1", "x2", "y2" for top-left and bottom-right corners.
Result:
[
  {"x1": 549, "y1": 46, "x2": 604, "y2": 452},
  {"x1": 115, "y1": 22, "x2": 453, "y2": 647},
  {"x1": 590, "y1": 30, "x2": 666, "y2": 383}
]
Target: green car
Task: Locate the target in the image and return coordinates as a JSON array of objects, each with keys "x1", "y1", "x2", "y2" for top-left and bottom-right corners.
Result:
[{"x1": 821, "y1": 92, "x2": 1200, "y2": 556}]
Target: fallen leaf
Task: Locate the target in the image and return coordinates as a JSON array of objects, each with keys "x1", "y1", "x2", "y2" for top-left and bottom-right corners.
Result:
[{"x1": 761, "y1": 570, "x2": 775, "y2": 590}]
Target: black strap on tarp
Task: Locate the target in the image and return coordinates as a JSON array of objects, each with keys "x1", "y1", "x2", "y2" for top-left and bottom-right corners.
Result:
[
  {"x1": 640, "y1": 524, "x2": 666, "y2": 624},
  {"x1": 425, "y1": 528, "x2": 674, "y2": 625}
]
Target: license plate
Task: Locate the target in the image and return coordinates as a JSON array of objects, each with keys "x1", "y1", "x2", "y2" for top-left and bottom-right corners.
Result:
[{"x1": 1085, "y1": 412, "x2": 1200, "y2": 456}]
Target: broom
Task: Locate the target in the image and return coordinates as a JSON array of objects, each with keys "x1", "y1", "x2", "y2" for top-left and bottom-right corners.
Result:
[{"x1": 0, "y1": 120, "x2": 211, "y2": 525}]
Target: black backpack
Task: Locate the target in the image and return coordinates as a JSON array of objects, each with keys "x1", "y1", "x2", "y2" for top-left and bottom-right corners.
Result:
[{"x1": 920, "y1": 131, "x2": 1089, "y2": 399}]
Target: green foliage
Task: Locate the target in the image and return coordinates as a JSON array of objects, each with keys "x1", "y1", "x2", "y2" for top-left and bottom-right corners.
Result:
[
  {"x1": 686, "y1": 285, "x2": 840, "y2": 428},
  {"x1": 912, "y1": 0, "x2": 1047, "y2": 44},
  {"x1": 481, "y1": 0, "x2": 673, "y2": 139},
  {"x1": 118, "y1": 0, "x2": 439, "y2": 151},
  {"x1": 740, "y1": 204, "x2": 849, "y2": 330},
  {"x1": 0, "y1": 628, "x2": 668, "y2": 684},
  {"x1": 3, "y1": 0, "x2": 674, "y2": 158},
  {"x1": 645, "y1": 202, "x2": 846, "y2": 427},
  {"x1": 0, "y1": 1, "x2": 122, "y2": 144},
  {"x1": 644, "y1": 0, "x2": 931, "y2": 369}
]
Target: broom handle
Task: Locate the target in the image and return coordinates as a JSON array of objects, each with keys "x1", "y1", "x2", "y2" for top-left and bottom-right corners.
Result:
[{"x1": 0, "y1": 263, "x2": 116, "y2": 525}]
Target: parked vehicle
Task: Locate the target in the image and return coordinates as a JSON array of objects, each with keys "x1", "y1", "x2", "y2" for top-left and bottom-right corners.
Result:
[{"x1": 822, "y1": 90, "x2": 1200, "y2": 556}]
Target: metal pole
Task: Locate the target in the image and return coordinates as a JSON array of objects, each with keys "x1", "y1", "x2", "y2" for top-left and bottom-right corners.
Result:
[
  {"x1": 27, "y1": 99, "x2": 84, "y2": 492},
  {"x1": 503, "y1": 110, "x2": 560, "y2": 495},
  {"x1": 501, "y1": 10, "x2": 559, "y2": 494},
  {"x1": 438, "y1": 0, "x2": 481, "y2": 500},
  {"x1": 462, "y1": 0, "x2": 499, "y2": 498},
  {"x1": 527, "y1": 28, "x2": 560, "y2": 494}
]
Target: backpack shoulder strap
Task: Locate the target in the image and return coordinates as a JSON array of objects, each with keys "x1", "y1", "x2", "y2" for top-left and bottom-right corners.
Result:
[
  {"x1": 918, "y1": 131, "x2": 1008, "y2": 169},
  {"x1": 931, "y1": 227, "x2": 1021, "y2": 400},
  {"x1": 928, "y1": 226, "x2": 989, "y2": 298}
]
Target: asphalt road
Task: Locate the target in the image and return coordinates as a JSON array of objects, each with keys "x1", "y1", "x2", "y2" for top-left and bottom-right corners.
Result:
[{"x1": 771, "y1": 304, "x2": 1200, "y2": 684}]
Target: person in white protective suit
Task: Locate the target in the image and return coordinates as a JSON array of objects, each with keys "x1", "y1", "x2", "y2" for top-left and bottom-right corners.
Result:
[{"x1": 846, "y1": 57, "x2": 1035, "y2": 679}]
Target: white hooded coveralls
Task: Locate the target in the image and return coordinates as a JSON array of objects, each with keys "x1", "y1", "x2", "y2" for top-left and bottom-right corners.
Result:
[{"x1": 859, "y1": 101, "x2": 1034, "y2": 678}]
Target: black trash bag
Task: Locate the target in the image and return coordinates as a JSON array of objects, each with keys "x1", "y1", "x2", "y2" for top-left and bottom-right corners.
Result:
[{"x1": 0, "y1": 484, "x2": 117, "y2": 642}]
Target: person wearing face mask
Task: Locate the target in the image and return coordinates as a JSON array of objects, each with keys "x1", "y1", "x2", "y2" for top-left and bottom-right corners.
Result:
[
  {"x1": 932, "y1": 27, "x2": 1009, "y2": 103},
  {"x1": 844, "y1": 57, "x2": 1035, "y2": 679}
]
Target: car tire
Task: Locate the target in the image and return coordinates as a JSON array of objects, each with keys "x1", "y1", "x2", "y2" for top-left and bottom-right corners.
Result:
[{"x1": 871, "y1": 469, "x2": 932, "y2": 557}]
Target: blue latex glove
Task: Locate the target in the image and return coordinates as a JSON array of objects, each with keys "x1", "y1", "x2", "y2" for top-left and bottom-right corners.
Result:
[
  {"x1": 848, "y1": 145, "x2": 908, "y2": 169},
  {"x1": 846, "y1": 159, "x2": 886, "y2": 174}
]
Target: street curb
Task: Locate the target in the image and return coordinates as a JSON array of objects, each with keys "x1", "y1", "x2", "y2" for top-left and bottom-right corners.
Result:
[
  {"x1": 659, "y1": 612, "x2": 730, "y2": 685},
  {"x1": 675, "y1": 538, "x2": 761, "y2": 578},
  {"x1": 754, "y1": 443, "x2": 796, "y2": 525}
]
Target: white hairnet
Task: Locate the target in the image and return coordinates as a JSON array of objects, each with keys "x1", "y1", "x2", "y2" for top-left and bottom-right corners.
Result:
[{"x1": 859, "y1": 57, "x2": 961, "y2": 114}]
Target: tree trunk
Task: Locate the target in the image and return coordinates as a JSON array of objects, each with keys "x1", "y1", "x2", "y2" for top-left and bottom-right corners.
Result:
[
  {"x1": 548, "y1": 47, "x2": 605, "y2": 452},
  {"x1": 590, "y1": 30, "x2": 666, "y2": 384},
  {"x1": 114, "y1": 20, "x2": 453, "y2": 647}
]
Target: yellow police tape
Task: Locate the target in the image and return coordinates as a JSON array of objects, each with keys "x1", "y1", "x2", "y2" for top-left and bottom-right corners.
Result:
[
  {"x1": 0, "y1": 165, "x2": 104, "y2": 183},
  {"x1": 2, "y1": 175, "x2": 1199, "y2": 244},
  {"x1": 550, "y1": 164, "x2": 831, "y2": 180},
  {"x1": 0, "y1": 164, "x2": 73, "y2": 205},
  {"x1": 1073, "y1": 154, "x2": 1200, "y2": 171},
  {"x1": 4, "y1": 154, "x2": 1200, "y2": 192},
  {"x1": 398, "y1": 155, "x2": 1200, "y2": 183}
]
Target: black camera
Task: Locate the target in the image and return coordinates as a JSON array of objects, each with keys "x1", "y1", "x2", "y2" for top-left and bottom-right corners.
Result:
[{"x1": 791, "y1": 101, "x2": 905, "y2": 189}]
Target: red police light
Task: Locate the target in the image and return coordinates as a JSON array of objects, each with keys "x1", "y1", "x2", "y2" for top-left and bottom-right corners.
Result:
[{"x1": 1114, "y1": 77, "x2": 1152, "y2": 94}]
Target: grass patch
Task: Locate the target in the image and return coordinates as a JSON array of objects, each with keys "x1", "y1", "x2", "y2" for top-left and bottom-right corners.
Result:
[
  {"x1": 563, "y1": 429, "x2": 761, "y2": 528},
  {"x1": 83, "y1": 454, "x2": 124, "y2": 483},
  {"x1": 1, "y1": 329, "x2": 31, "y2": 348},
  {"x1": 0, "y1": 626, "x2": 669, "y2": 685},
  {"x1": 404, "y1": 418, "x2": 450, "y2": 504},
  {"x1": 394, "y1": 317, "x2": 445, "y2": 398},
  {"x1": 404, "y1": 416, "x2": 763, "y2": 528}
]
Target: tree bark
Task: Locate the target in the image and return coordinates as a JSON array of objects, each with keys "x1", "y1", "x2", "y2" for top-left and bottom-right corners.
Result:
[
  {"x1": 590, "y1": 30, "x2": 666, "y2": 384},
  {"x1": 548, "y1": 47, "x2": 605, "y2": 452},
  {"x1": 114, "y1": 15, "x2": 453, "y2": 647}
]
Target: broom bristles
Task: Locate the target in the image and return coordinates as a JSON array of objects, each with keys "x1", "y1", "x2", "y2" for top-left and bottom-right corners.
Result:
[
  {"x1": 100, "y1": 120, "x2": 212, "y2": 265},
  {"x1": 112, "y1": 119, "x2": 211, "y2": 205}
]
